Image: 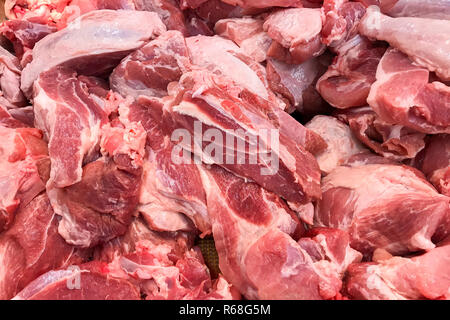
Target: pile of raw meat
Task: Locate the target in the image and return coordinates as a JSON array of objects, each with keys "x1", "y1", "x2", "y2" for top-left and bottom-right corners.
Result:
[{"x1": 0, "y1": 0, "x2": 449, "y2": 300}]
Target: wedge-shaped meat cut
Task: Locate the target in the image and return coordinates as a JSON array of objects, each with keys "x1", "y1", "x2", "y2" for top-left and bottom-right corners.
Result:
[
  {"x1": 345, "y1": 244, "x2": 450, "y2": 300},
  {"x1": 367, "y1": 48, "x2": 450, "y2": 134},
  {"x1": 214, "y1": 17, "x2": 272, "y2": 63},
  {"x1": 126, "y1": 96, "x2": 211, "y2": 235},
  {"x1": 33, "y1": 67, "x2": 113, "y2": 189},
  {"x1": 263, "y1": 8, "x2": 325, "y2": 64},
  {"x1": 199, "y1": 166, "x2": 361, "y2": 300},
  {"x1": 316, "y1": 163, "x2": 450, "y2": 256},
  {"x1": 21, "y1": 9, "x2": 166, "y2": 97},
  {"x1": 305, "y1": 115, "x2": 367, "y2": 174},
  {"x1": 412, "y1": 134, "x2": 450, "y2": 197},
  {"x1": 336, "y1": 107, "x2": 426, "y2": 161},
  {"x1": 359, "y1": 6, "x2": 450, "y2": 81},
  {"x1": 0, "y1": 194, "x2": 86, "y2": 300},
  {"x1": 110, "y1": 31, "x2": 191, "y2": 100},
  {"x1": 48, "y1": 104, "x2": 147, "y2": 248},
  {"x1": 167, "y1": 70, "x2": 323, "y2": 209},
  {"x1": 0, "y1": 124, "x2": 49, "y2": 232},
  {"x1": 316, "y1": 36, "x2": 386, "y2": 109}
]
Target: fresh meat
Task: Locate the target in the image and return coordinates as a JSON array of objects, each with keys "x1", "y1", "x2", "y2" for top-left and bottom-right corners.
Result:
[
  {"x1": 0, "y1": 46, "x2": 26, "y2": 108},
  {"x1": 412, "y1": 135, "x2": 450, "y2": 197},
  {"x1": 21, "y1": 9, "x2": 166, "y2": 98},
  {"x1": 127, "y1": 97, "x2": 211, "y2": 235},
  {"x1": 214, "y1": 17, "x2": 272, "y2": 63},
  {"x1": 13, "y1": 261, "x2": 141, "y2": 300},
  {"x1": 110, "y1": 31, "x2": 190, "y2": 100},
  {"x1": 305, "y1": 115, "x2": 367, "y2": 174},
  {"x1": 316, "y1": 36, "x2": 386, "y2": 109},
  {"x1": 266, "y1": 57, "x2": 330, "y2": 115},
  {"x1": 48, "y1": 103, "x2": 146, "y2": 248},
  {"x1": 0, "y1": 104, "x2": 29, "y2": 128},
  {"x1": 0, "y1": 194, "x2": 85, "y2": 300},
  {"x1": 316, "y1": 163, "x2": 450, "y2": 256},
  {"x1": 263, "y1": 8, "x2": 325, "y2": 64},
  {"x1": 359, "y1": 5, "x2": 450, "y2": 81},
  {"x1": 367, "y1": 48, "x2": 450, "y2": 134},
  {"x1": 198, "y1": 165, "x2": 358, "y2": 300},
  {"x1": 336, "y1": 106, "x2": 426, "y2": 161},
  {"x1": 0, "y1": 124, "x2": 49, "y2": 232},
  {"x1": 220, "y1": 0, "x2": 304, "y2": 8},
  {"x1": 167, "y1": 70, "x2": 323, "y2": 210},
  {"x1": 0, "y1": 19, "x2": 56, "y2": 63},
  {"x1": 184, "y1": 0, "x2": 242, "y2": 28},
  {"x1": 358, "y1": 0, "x2": 450, "y2": 20},
  {"x1": 33, "y1": 67, "x2": 112, "y2": 189},
  {"x1": 345, "y1": 244, "x2": 450, "y2": 300}
]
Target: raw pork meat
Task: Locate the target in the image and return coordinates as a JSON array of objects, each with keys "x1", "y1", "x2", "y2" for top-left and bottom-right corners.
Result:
[
  {"x1": 0, "y1": 194, "x2": 85, "y2": 300},
  {"x1": 345, "y1": 244, "x2": 450, "y2": 300},
  {"x1": 358, "y1": 0, "x2": 450, "y2": 20},
  {"x1": 21, "y1": 9, "x2": 166, "y2": 97},
  {"x1": 214, "y1": 17, "x2": 272, "y2": 63},
  {"x1": 220, "y1": 0, "x2": 303, "y2": 8},
  {"x1": 359, "y1": 5, "x2": 450, "y2": 81},
  {"x1": 263, "y1": 8, "x2": 325, "y2": 64},
  {"x1": 110, "y1": 31, "x2": 190, "y2": 100},
  {"x1": 0, "y1": 46, "x2": 26, "y2": 108},
  {"x1": 412, "y1": 134, "x2": 450, "y2": 197},
  {"x1": 316, "y1": 163, "x2": 450, "y2": 256},
  {"x1": 0, "y1": 123, "x2": 48, "y2": 232},
  {"x1": 367, "y1": 48, "x2": 450, "y2": 134},
  {"x1": 336, "y1": 106, "x2": 426, "y2": 161},
  {"x1": 199, "y1": 166, "x2": 360, "y2": 299},
  {"x1": 33, "y1": 67, "x2": 112, "y2": 189},
  {"x1": 316, "y1": 36, "x2": 386, "y2": 109},
  {"x1": 305, "y1": 115, "x2": 367, "y2": 174}
]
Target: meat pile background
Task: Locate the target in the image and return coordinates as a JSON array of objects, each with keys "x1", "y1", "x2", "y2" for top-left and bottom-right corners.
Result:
[{"x1": 0, "y1": 0, "x2": 449, "y2": 300}]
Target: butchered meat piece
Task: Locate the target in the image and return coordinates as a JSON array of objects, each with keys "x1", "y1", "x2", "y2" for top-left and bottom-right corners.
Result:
[
  {"x1": 220, "y1": 0, "x2": 304, "y2": 8},
  {"x1": 21, "y1": 9, "x2": 166, "y2": 98},
  {"x1": 263, "y1": 8, "x2": 325, "y2": 64},
  {"x1": 110, "y1": 31, "x2": 191, "y2": 100},
  {"x1": 336, "y1": 106, "x2": 426, "y2": 161},
  {"x1": 214, "y1": 17, "x2": 272, "y2": 63},
  {"x1": 316, "y1": 163, "x2": 450, "y2": 256},
  {"x1": 359, "y1": 6, "x2": 450, "y2": 81},
  {"x1": 367, "y1": 48, "x2": 450, "y2": 134},
  {"x1": 357, "y1": 0, "x2": 450, "y2": 20},
  {"x1": 0, "y1": 124, "x2": 49, "y2": 232},
  {"x1": 411, "y1": 134, "x2": 450, "y2": 197},
  {"x1": 345, "y1": 244, "x2": 450, "y2": 300},
  {"x1": 0, "y1": 46, "x2": 26, "y2": 109},
  {"x1": 33, "y1": 67, "x2": 113, "y2": 189},
  {"x1": 305, "y1": 115, "x2": 367, "y2": 174},
  {"x1": 0, "y1": 194, "x2": 87, "y2": 300},
  {"x1": 48, "y1": 103, "x2": 147, "y2": 248},
  {"x1": 198, "y1": 165, "x2": 360, "y2": 300},
  {"x1": 316, "y1": 36, "x2": 387, "y2": 109},
  {"x1": 166, "y1": 70, "x2": 323, "y2": 211}
]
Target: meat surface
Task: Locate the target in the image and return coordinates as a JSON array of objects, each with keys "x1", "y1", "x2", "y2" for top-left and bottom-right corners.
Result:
[
  {"x1": 316, "y1": 163, "x2": 450, "y2": 256},
  {"x1": 305, "y1": 115, "x2": 367, "y2": 174},
  {"x1": 367, "y1": 48, "x2": 450, "y2": 134},
  {"x1": 412, "y1": 134, "x2": 450, "y2": 197},
  {"x1": 33, "y1": 67, "x2": 112, "y2": 189},
  {"x1": 220, "y1": 0, "x2": 304, "y2": 8},
  {"x1": 358, "y1": 0, "x2": 450, "y2": 20},
  {"x1": 336, "y1": 106, "x2": 426, "y2": 161},
  {"x1": 0, "y1": 46, "x2": 26, "y2": 108},
  {"x1": 359, "y1": 5, "x2": 450, "y2": 81},
  {"x1": 21, "y1": 9, "x2": 166, "y2": 97},
  {"x1": 345, "y1": 244, "x2": 450, "y2": 300},
  {"x1": 263, "y1": 8, "x2": 325, "y2": 64},
  {"x1": 110, "y1": 30, "x2": 190, "y2": 100},
  {"x1": 0, "y1": 194, "x2": 85, "y2": 300}
]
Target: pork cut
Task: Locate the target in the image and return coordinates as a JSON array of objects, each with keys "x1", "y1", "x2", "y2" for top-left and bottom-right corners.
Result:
[
  {"x1": 0, "y1": 46, "x2": 26, "y2": 108},
  {"x1": 358, "y1": 0, "x2": 450, "y2": 20},
  {"x1": 359, "y1": 5, "x2": 450, "y2": 81},
  {"x1": 367, "y1": 48, "x2": 450, "y2": 134},
  {"x1": 220, "y1": 0, "x2": 303, "y2": 9},
  {"x1": 316, "y1": 162, "x2": 450, "y2": 256},
  {"x1": 21, "y1": 9, "x2": 166, "y2": 97}
]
